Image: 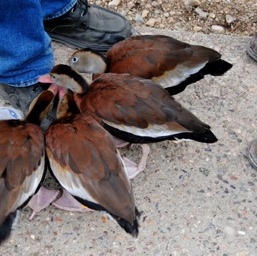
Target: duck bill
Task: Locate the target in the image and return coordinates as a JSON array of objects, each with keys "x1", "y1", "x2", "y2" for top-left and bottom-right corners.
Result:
[
  {"x1": 38, "y1": 74, "x2": 53, "y2": 83},
  {"x1": 47, "y1": 83, "x2": 68, "y2": 100},
  {"x1": 38, "y1": 74, "x2": 67, "y2": 99}
]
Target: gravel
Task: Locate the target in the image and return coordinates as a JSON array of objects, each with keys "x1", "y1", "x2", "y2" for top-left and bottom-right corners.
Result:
[{"x1": 93, "y1": 0, "x2": 257, "y2": 36}]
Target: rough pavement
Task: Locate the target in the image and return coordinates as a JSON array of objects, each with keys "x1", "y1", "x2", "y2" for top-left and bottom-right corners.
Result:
[{"x1": 0, "y1": 27, "x2": 257, "y2": 255}]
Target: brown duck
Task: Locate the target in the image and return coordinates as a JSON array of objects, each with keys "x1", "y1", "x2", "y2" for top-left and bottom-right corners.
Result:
[
  {"x1": 0, "y1": 86, "x2": 57, "y2": 243},
  {"x1": 40, "y1": 64, "x2": 218, "y2": 145},
  {"x1": 68, "y1": 34, "x2": 232, "y2": 95},
  {"x1": 45, "y1": 90, "x2": 140, "y2": 237},
  {"x1": 38, "y1": 64, "x2": 218, "y2": 184}
]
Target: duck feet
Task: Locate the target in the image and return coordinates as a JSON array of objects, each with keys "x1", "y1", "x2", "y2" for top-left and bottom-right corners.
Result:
[
  {"x1": 28, "y1": 186, "x2": 60, "y2": 220},
  {"x1": 122, "y1": 144, "x2": 150, "y2": 179},
  {"x1": 113, "y1": 137, "x2": 151, "y2": 179},
  {"x1": 113, "y1": 137, "x2": 131, "y2": 148},
  {"x1": 52, "y1": 189, "x2": 93, "y2": 213}
]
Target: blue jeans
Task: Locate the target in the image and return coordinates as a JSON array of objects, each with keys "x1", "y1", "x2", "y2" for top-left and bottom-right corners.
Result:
[{"x1": 0, "y1": 0, "x2": 76, "y2": 87}]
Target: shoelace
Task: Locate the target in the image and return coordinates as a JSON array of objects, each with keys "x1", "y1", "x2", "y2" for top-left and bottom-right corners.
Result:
[{"x1": 71, "y1": 0, "x2": 89, "y2": 17}]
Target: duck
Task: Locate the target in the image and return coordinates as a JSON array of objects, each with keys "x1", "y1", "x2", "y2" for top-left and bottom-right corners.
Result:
[
  {"x1": 45, "y1": 89, "x2": 140, "y2": 237},
  {"x1": 39, "y1": 67, "x2": 151, "y2": 179},
  {"x1": 68, "y1": 34, "x2": 233, "y2": 95},
  {"x1": 0, "y1": 85, "x2": 58, "y2": 243},
  {"x1": 39, "y1": 64, "x2": 218, "y2": 146}
]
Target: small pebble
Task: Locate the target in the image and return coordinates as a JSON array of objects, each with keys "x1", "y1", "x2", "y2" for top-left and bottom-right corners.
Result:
[
  {"x1": 152, "y1": 1, "x2": 159, "y2": 7},
  {"x1": 145, "y1": 3, "x2": 152, "y2": 9},
  {"x1": 226, "y1": 14, "x2": 235, "y2": 24},
  {"x1": 142, "y1": 10, "x2": 149, "y2": 18},
  {"x1": 193, "y1": 26, "x2": 202, "y2": 32},
  {"x1": 184, "y1": 0, "x2": 200, "y2": 11},
  {"x1": 135, "y1": 13, "x2": 144, "y2": 23},
  {"x1": 209, "y1": 13, "x2": 216, "y2": 19},
  {"x1": 211, "y1": 25, "x2": 225, "y2": 33},
  {"x1": 168, "y1": 17, "x2": 175, "y2": 23},
  {"x1": 194, "y1": 7, "x2": 208, "y2": 19},
  {"x1": 108, "y1": 0, "x2": 121, "y2": 7},
  {"x1": 238, "y1": 230, "x2": 246, "y2": 235},
  {"x1": 146, "y1": 18, "x2": 157, "y2": 27},
  {"x1": 127, "y1": 1, "x2": 134, "y2": 9}
]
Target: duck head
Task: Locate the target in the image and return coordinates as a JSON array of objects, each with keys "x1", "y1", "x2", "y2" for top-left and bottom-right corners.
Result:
[
  {"x1": 39, "y1": 64, "x2": 90, "y2": 94},
  {"x1": 69, "y1": 48, "x2": 108, "y2": 74}
]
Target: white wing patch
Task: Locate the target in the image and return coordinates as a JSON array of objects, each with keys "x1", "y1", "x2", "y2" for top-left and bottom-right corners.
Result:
[
  {"x1": 103, "y1": 120, "x2": 192, "y2": 137},
  {"x1": 47, "y1": 154, "x2": 97, "y2": 204},
  {"x1": 11, "y1": 155, "x2": 45, "y2": 212},
  {"x1": 153, "y1": 62, "x2": 207, "y2": 88}
]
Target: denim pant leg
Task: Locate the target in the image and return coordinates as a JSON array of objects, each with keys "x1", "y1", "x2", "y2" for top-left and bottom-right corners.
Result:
[
  {"x1": 0, "y1": 0, "x2": 75, "y2": 87},
  {"x1": 42, "y1": 0, "x2": 76, "y2": 20}
]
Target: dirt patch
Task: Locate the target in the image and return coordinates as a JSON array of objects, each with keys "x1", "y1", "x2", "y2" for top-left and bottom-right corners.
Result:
[{"x1": 94, "y1": 0, "x2": 257, "y2": 36}]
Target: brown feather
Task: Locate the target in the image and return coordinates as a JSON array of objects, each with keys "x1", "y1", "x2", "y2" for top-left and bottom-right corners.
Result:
[
  {"x1": 79, "y1": 73, "x2": 209, "y2": 133},
  {"x1": 71, "y1": 35, "x2": 221, "y2": 81},
  {"x1": 106, "y1": 36, "x2": 194, "y2": 79},
  {"x1": 69, "y1": 35, "x2": 231, "y2": 97},
  {"x1": 0, "y1": 120, "x2": 45, "y2": 224},
  {"x1": 0, "y1": 89, "x2": 55, "y2": 238},
  {"x1": 46, "y1": 103, "x2": 137, "y2": 225},
  {"x1": 48, "y1": 65, "x2": 217, "y2": 144}
]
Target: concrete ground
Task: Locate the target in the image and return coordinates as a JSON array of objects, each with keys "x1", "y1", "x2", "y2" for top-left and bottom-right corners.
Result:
[{"x1": 0, "y1": 27, "x2": 257, "y2": 255}]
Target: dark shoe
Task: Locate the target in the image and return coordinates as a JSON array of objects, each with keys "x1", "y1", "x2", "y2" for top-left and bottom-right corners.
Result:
[
  {"x1": 247, "y1": 35, "x2": 257, "y2": 61},
  {"x1": 0, "y1": 83, "x2": 55, "y2": 129},
  {"x1": 0, "y1": 83, "x2": 43, "y2": 114},
  {"x1": 44, "y1": 0, "x2": 134, "y2": 53},
  {"x1": 248, "y1": 138, "x2": 257, "y2": 170}
]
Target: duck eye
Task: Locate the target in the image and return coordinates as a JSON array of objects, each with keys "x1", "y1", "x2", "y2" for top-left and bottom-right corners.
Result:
[
  {"x1": 72, "y1": 57, "x2": 78, "y2": 62},
  {"x1": 51, "y1": 74, "x2": 56, "y2": 79}
]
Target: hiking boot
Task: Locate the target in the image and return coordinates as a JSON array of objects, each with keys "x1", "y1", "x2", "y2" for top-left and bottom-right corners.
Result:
[
  {"x1": 0, "y1": 83, "x2": 48, "y2": 114},
  {"x1": 44, "y1": 0, "x2": 134, "y2": 53},
  {"x1": 0, "y1": 83, "x2": 55, "y2": 129},
  {"x1": 248, "y1": 138, "x2": 257, "y2": 170},
  {"x1": 247, "y1": 35, "x2": 257, "y2": 62}
]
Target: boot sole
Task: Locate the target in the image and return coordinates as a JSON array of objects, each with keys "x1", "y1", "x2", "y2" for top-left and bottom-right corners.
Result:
[
  {"x1": 49, "y1": 33, "x2": 111, "y2": 52},
  {"x1": 48, "y1": 26, "x2": 136, "y2": 53}
]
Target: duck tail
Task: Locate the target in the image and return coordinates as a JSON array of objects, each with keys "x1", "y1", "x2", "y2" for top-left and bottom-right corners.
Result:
[
  {"x1": 112, "y1": 207, "x2": 140, "y2": 237},
  {"x1": 202, "y1": 59, "x2": 233, "y2": 76},
  {"x1": 165, "y1": 59, "x2": 233, "y2": 95},
  {"x1": 0, "y1": 212, "x2": 17, "y2": 244},
  {"x1": 174, "y1": 130, "x2": 218, "y2": 143}
]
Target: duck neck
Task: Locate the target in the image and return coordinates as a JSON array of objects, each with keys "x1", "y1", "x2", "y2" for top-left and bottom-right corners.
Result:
[
  {"x1": 26, "y1": 109, "x2": 42, "y2": 125},
  {"x1": 57, "y1": 90, "x2": 80, "y2": 118},
  {"x1": 26, "y1": 91, "x2": 54, "y2": 125},
  {"x1": 91, "y1": 54, "x2": 108, "y2": 74},
  {"x1": 69, "y1": 71, "x2": 90, "y2": 94}
]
